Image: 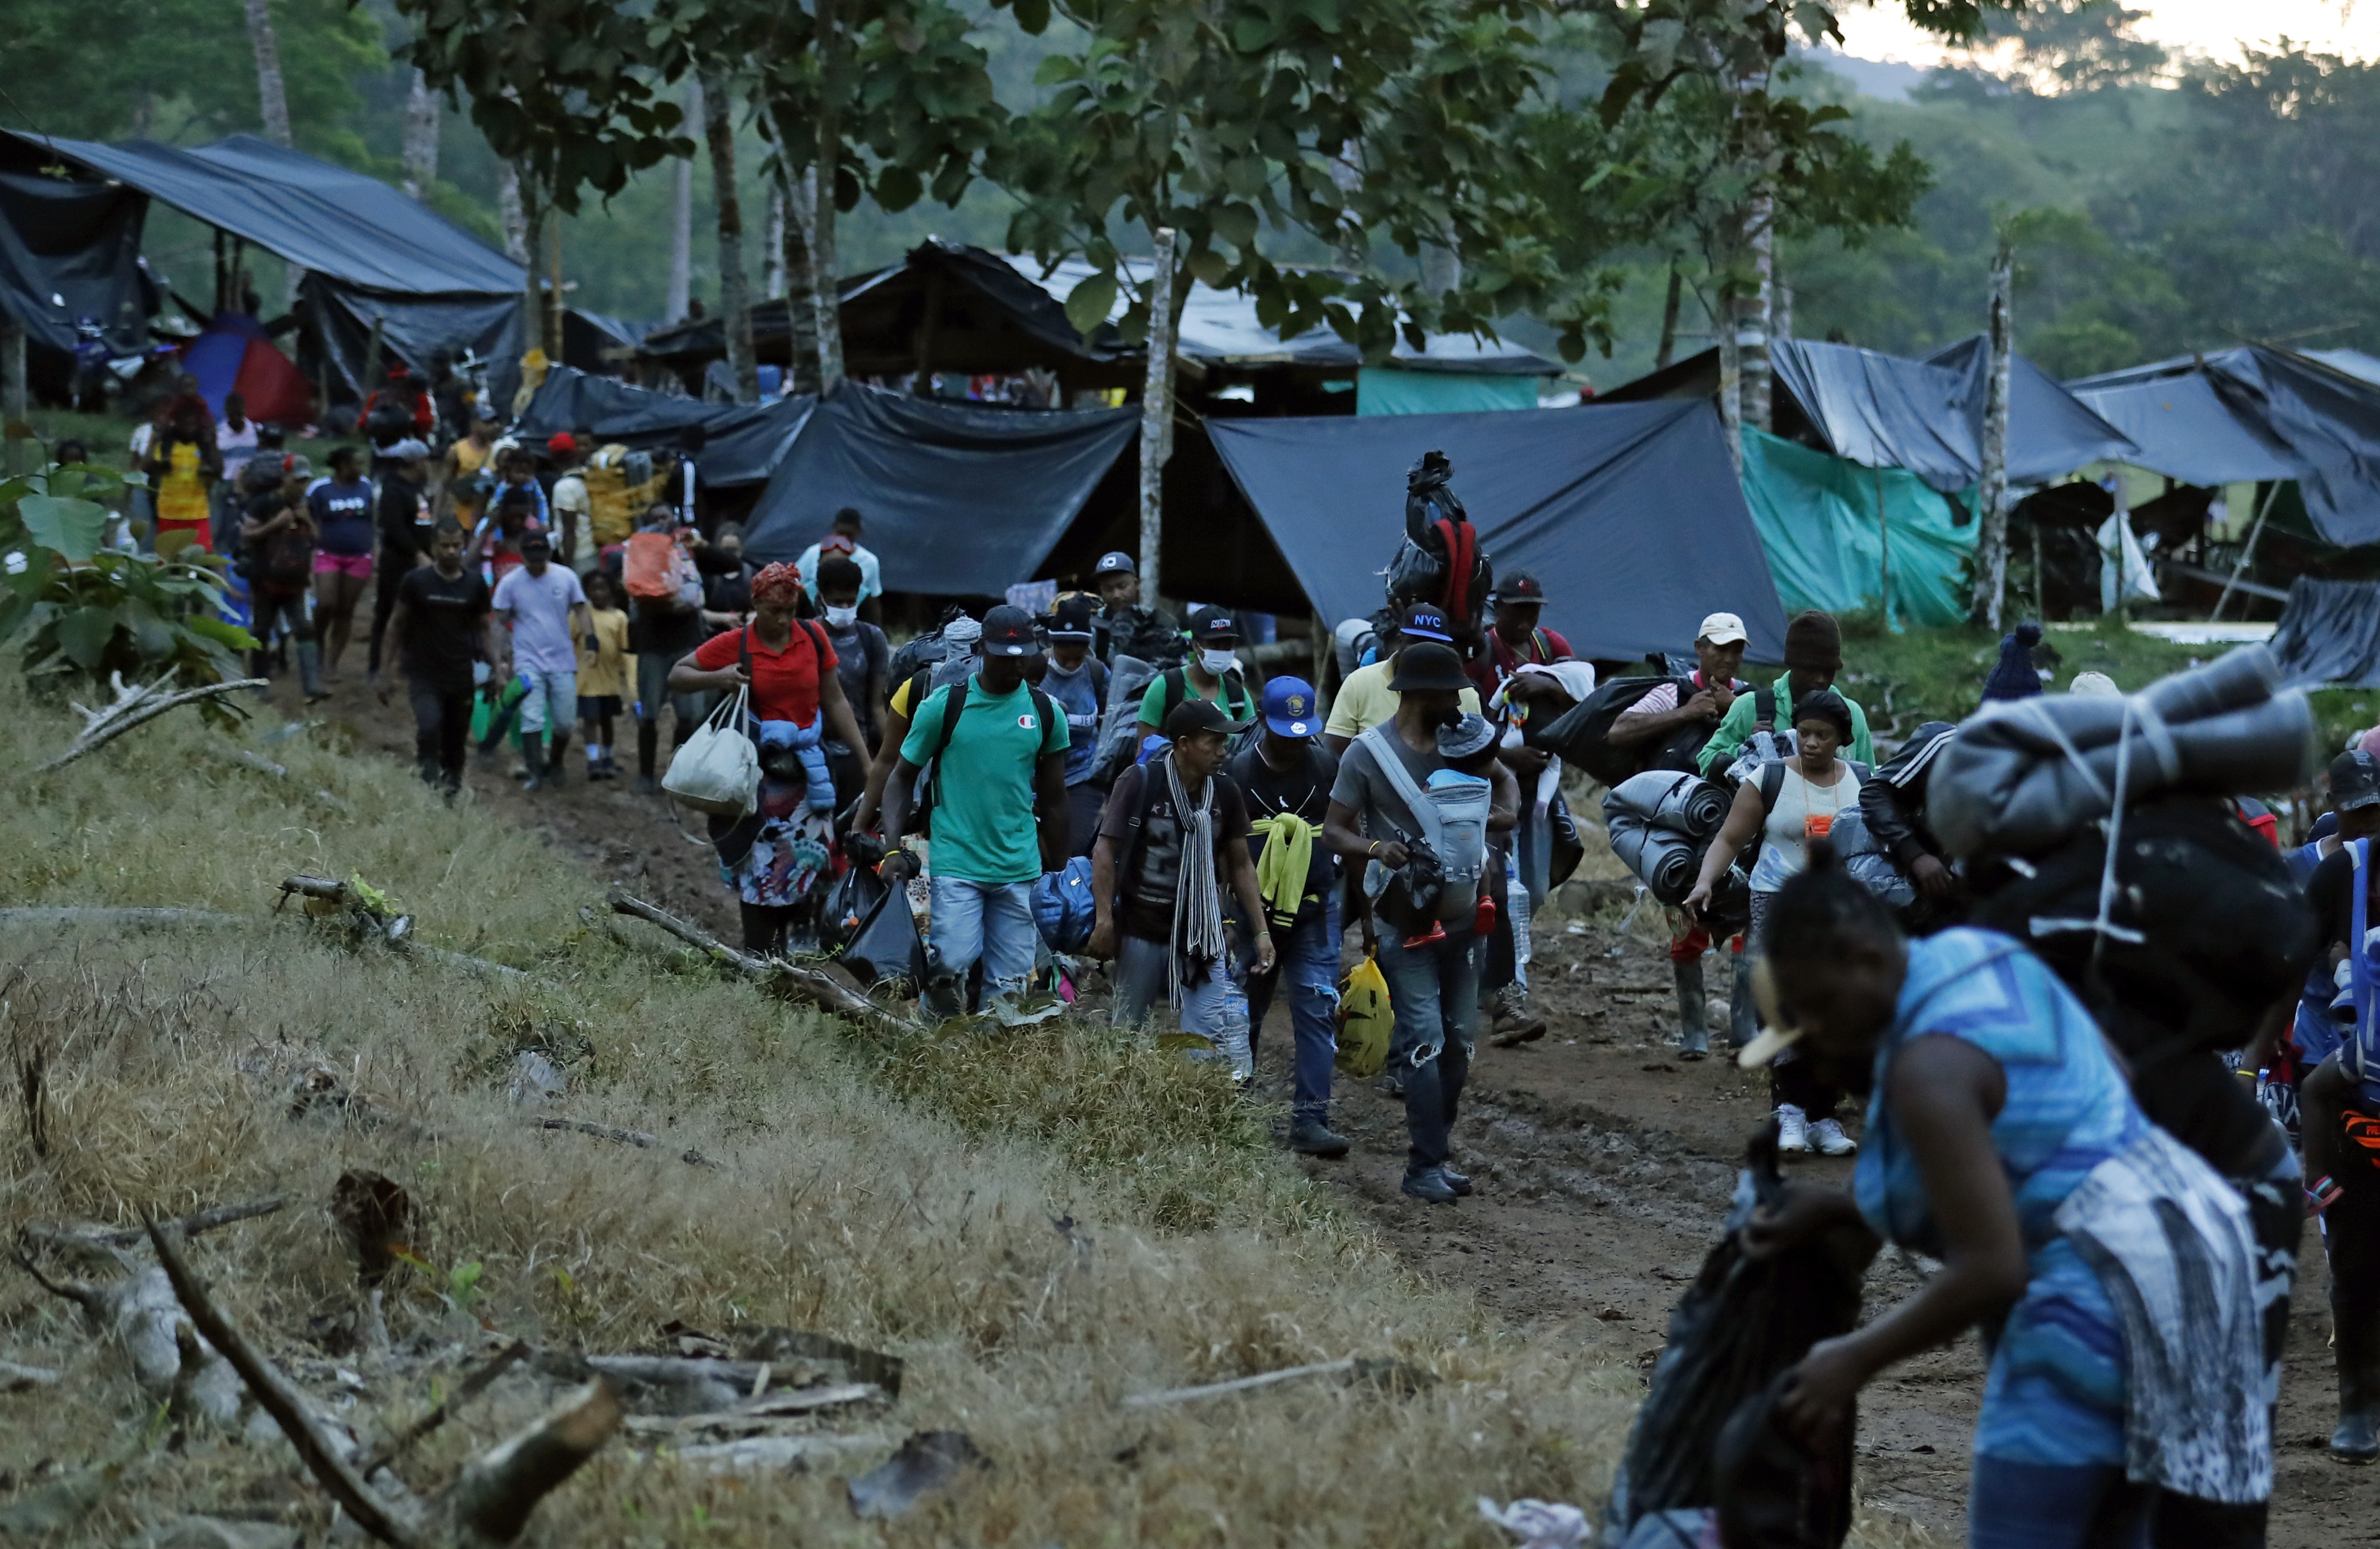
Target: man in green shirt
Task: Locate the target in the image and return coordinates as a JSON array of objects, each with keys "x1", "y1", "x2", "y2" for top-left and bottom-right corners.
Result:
[
  {"x1": 879, "y1": 605, "x2": 1073, "y2": 1018},
  {"x1": 1696, "y1": 609, "x2": 1872, "y2": 776}
]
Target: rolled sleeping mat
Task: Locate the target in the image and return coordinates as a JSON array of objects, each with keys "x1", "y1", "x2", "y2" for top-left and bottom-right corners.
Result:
[
  {"x1": 1825, "y1": 806, "x2": 1881, "y2": 857},
  {"x1": 1930, "y1": 690, "x2": 2315, "y2": 858},
  {"x1": 1606, "y1": 809, "x2": 1699, "y2": 904},
  {"x1": 1606, "y1": 770, "x2": 1730, "y2": 839}
]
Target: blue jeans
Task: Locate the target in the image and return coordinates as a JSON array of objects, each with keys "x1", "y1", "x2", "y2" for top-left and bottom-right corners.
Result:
[
  {"x1": 1376, "y1": 928, "x2": 1480, "y2": 1176},
  {"x1": 925, "y1": 876, "x2": 1037, "y2": 1017},
  {"x1": 1245, "y1": 895, "x2": 1342, "y2": 1124},
  {"x1": 516, "y1": 664, "x2": 577, "y2": 738},
  {"x1": 1112, "y1": 934, "x2": 1253, "y2": 1078}
]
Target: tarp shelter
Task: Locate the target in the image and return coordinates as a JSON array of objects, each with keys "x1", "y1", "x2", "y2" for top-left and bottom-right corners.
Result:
[
  {"x1": 181, "y1": 311, "x2": 310, "y2": 425},
  {"x1": 0, "y1": 130, "x2": 524, "y2": 405},
  {"x1": 1206, "y1": 399, "x2": 1790, "y2": 662},
  {"x1": 2068, "y1": 348, "x2": 2380, "y2": 547},
  {"x1": 741, "y1": 386, "x2": 1138, "y2": 595},
  {"x1": 2269, "y1": 578, "x2": 2380, "y2": 687},
  {"x1": 512, "y1": 366, "x2": 813, "y2": 488},
  {"x1": 1740, "y1": 429, "x2": 1976, "y2": 627},
  {"x1": 1356, "y1": 365, "x2": 1540, "y2": 416},
  {"x1": 562, "y1": 309, "x2": 651, "y2": 374},
  {"x1": 0, "y1": 155, "x2": 151, "y2": 352}
]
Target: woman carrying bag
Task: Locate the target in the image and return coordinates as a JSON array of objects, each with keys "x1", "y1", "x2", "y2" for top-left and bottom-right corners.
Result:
[{"x1": 669, "y1": 562, "x2": 871, "y2": 955}]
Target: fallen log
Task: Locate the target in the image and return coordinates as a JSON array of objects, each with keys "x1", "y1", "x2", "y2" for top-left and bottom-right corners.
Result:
[
  {"x1": 12, "y1": 1253, "x2": 243, "y2": 1427},
  {"x1": 1120, "y1": 1356, "x2": 1356, "y2": 1409},
  {"x1": 23, "y1": 1192, "x2": 289, "y2": 1255},
  {"x1": 530, "y1": 1116, "x2": 718, "y2": 1169},
  {"x1": 606, "y1": 889, "x2": 920, "y2": 1035},
  {"x1": 0, "y1": 907, "x2": 245, "y2": 932},
  {"x1": 356, "y1": 1340, "x2": 529, "y2": 1478},
  {"x1": 445, "y1": 1378, "x2": 623, "y2": 1544},
  {"x1": 36, "y1": 672, "x2": 270, "y2": 774}
]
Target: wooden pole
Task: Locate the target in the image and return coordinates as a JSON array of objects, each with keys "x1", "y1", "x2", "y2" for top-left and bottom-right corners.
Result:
[
  {"x1": 2211, "y1": 480, "x2": 2282, "y2": 621},
  {"x1": 1137, "y1": 228, "x2": 1179, "y2": 599},
  {"x1": 811, "y1": 0, "x2": 845, "y2": 395},
  {"x1": 1, "y1": 317, "x2": 26, "y2": 477},
  {"x1": 1875, "y1": 462, "x2": 1891, "y2": 630},
  {"x1": 1654, "y1": 263, "x2": 1682, "y2": 372},
  {"x1": 1970, "y1": 236, "x2": 2015, "y2": 629}
]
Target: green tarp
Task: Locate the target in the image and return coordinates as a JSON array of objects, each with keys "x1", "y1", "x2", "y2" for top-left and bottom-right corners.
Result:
[
  {"x1": 1741, "y1": 428, "x2": 1976, "y2": 627},
  {"x1": 1356, "y1": 367, "x2": 1539, "y2": 416}
]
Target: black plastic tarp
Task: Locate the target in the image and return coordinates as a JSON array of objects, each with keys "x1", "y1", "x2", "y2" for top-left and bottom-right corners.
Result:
[
  {"x1": 1208, "y1": 398, "x2": 1790, "y2": 662},
  {"x1": 513, "y1": 365, "x2": 815, "y2": 488},
  {"x1": 0, "y1": 131, "x2": 521, "y2": 297},
  {"x1": 0, "y1": 166, "x2": 151, "y2": 352},
  {"x1": 310, "y1": 278, "x2": 523, "y2": 410},
  {"x1": 2069, "y1": 347, "x2": 2380, "y2": 546},
  {"x1": 1768, "y1": 338, "x2": 2133, "y2": 493},
  {"x1": 2270, "y1": 577, "x2": 2380, "y2": 687},
  {"x1": 742, "y1": 386, "x2": 1138, "y2": 593}
]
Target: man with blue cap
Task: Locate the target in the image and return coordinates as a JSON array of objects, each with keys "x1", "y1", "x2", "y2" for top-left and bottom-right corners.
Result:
[{"x1": 1228, "y1": 676, "x2": 1348, "y2": 1157}]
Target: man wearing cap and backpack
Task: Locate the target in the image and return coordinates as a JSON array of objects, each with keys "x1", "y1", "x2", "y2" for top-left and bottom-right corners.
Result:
[
  {"x1": 1323, "y1": 639, "x2": 1492, "y2": 1204},
  {"x1": 1230, "y1": 677, "x2": 1348, "y2": 1156},
  {"x1": 1323, "y1": 601, "x2": 1484, "y2": 752},
  {"x1": 1696, "y1": 609, "x2": 1872, "y2": 776},
  {"x1": 1089, "y1": 550, "x2": 1183, "y2": 666},
  {"x1": 1472, "y1": 570, "x2": 1573, "y2": 699},
  {"x1": 877, "y1": 606, "x2": 1074, "y2": 1019},
  {"x1": 1093, "y1": 698, "x2": 1277, "y2": 1078},
  {"x1": 1044, "y1": 595, "x2": 1113, "y2": 857},
  {"x1": 1138, "y1": 606, "x2": 1258, "y2": 735}
]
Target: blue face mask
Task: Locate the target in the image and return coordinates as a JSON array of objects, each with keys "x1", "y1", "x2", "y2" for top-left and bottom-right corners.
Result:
[
  {"x1": 824, "y1": 605, "x2": 858, "y2": 628},
  {"x1": 1199, "y1": 647, "x2": 1237, "y2": 676}
]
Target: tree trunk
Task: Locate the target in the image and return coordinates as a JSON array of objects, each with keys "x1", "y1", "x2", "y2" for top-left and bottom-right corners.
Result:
[
  {"x1": 1137, "y1": 228, "x2": 1179, "y2": 599},
  {"x1": 243, "y1": 0, "x2": 292, "y2": 147},
  {"x1": 811, "y1": 0, "x2": 845, "y2": 394},
  {"x1": 1971, "y1": 236, "x2": 2015, "y2": 629},
  {"x1": 700, "y1": 70, "x2": 757, "y2": 405},
  {"x1": 763, "y1": 180, "x2": 786, "y2": 300},
  {"x1": 400, "y1": 70, "x2": 440, "y2": 200},
  {"x1": 774, "y1": 163, "x2": 820, "y2": 396},
  {"x1": 1715, "y1": 296, "x2": 1742, "y2": 476},
  {"x1": 666, "y1": 78, "x2": 699, "y2": 325},
  {"x1": 1774, "y1": 274, "x2": 1793, "y2": 346},
  {"x1": 1730, "y1": 62, "x2": 1773, "y2": 432},
  {"x1": 1654, "y1": 263, "x2": 1682, "y2": 371},
  {"x1": 496, "y1": 162, "x2": 529, "y2": 265},
  {"x1": 520, "y1": 175, "x2": 548, "y2": 366},
  {"x1": 2, "y1": 316, "x2": 27, "y2": 478}
]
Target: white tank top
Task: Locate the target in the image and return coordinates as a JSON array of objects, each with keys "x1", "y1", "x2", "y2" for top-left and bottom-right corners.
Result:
[{"x1": 1748, "y1": 761, "x2": 1862, "y2": 893}]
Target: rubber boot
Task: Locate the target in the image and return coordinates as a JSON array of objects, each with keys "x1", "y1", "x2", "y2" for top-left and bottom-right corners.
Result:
[
  {"x1": 295, "y1": 638, "x2": 327, "y2": 703},
  {"x1": 249, "y1": 648, "x2": 274, "y2": 696},
  {"x1": 545, "y1": 730, "x2": 570, "y2": 786},
  {"x1": 2336, "y1": 1316, "x2": 2380, "y2": 1463},
  {"x1": 636, "y1": 721, "x2": 660, "y2": 793},
  {"x1": 519, "y1": 732, "x2": 545, "y2": 791},
  {"x1": 1729, "y1": 945, "x2": 1759, "y2": 1050},
  {"x1": 1674, "y1": 956, "x2": 1710, "y2": 1060}
]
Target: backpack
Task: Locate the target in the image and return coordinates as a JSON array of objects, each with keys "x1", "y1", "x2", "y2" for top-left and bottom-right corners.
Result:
[
  {"x1": 1145, "y1": 665, "x2": 1259, "y2": 755},
  {"x1": 1031, "y1": 855, "x2": 1098, "y2": 952},
  {"x1": 624, "y1": 531, "x2": 701, "y2": 612},
  {"x1": 1535, "y1": 676, "x2": 1689, "y2": 787},
  {"x1": 254, "y1": 511, "x2": 315, "y2": 590},
  {"x1": 1385, "y1": 450, "x2": 1493, "y2": 638},
  {"x1": 364, "y1": 393, "x2": 414, "y2": 447}
]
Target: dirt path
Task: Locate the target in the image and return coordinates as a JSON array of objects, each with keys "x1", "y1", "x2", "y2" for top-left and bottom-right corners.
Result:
[{"x1": 291, "y1": 667, "x2": 2368, "y2": 1547}]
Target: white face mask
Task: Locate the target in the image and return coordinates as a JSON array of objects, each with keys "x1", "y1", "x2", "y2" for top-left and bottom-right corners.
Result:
[
  {"x1": 824, "y1": 605, "x2": 859, "y2": 628},
  {"x1": 1199, "y1": 647, "x2": 1237, "y2": 675}
]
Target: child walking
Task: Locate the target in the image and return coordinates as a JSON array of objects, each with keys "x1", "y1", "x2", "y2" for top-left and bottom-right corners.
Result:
[{"x1": 578, "y1": 571, "x2": 633, "y2": 781}]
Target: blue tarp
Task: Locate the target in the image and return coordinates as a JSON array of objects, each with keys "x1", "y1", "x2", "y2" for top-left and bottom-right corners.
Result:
[
  {"x1": 513, "y1": 366, "x2": 815, "y2": 488},
  {"x1": 1208, "y1": 399, "x2": 1790, "y2": 662}
]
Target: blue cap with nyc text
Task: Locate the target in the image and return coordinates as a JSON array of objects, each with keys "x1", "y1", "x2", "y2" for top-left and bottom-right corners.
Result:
[{"x1": 1262, "y1": 676, "x2": 1321, "y2": 738}]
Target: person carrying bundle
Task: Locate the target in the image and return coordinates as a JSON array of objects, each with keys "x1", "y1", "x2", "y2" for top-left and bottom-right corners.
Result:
[{"x1": 1683, "y1": 690, "x2": 1867, "y2": 1149}]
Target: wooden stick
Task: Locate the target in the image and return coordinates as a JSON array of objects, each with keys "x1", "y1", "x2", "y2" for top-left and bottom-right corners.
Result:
[
  {"x1": 23, "y1": 1193, "x2": 288, "y2": 1253},
  {"x1": 606, "y1": 888, "x2": 918, "y2": 1034},
  {"x1": 37, "y1": 676, "x2": 270, "y2": 773},
  {"x1": 356, "y1": 1339, "x2": 529, "y2": 1478},
  {"x1": 1120, "y1": 1356, "x2": 1355, "y2": 1410},
  {"x1": 144, "y1": 1217, "x2": 427, "y2": 1549},
  {"x1": 529, "y1": 1116, "x2": 718, "y2": 1169},
  {"x1": 446, "y1": 1377, "x2": 622, "y2": 1544},
  {"x1": 0, "y1": 907, "x2": 245, "y2": 931}
]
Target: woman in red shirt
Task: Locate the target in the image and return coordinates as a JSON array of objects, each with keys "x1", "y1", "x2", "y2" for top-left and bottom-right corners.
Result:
[{"x1": 669, "y1": 562, "x2": 870, "y2": 954}]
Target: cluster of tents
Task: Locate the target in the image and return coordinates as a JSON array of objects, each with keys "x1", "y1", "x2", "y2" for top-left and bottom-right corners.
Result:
[{"x1": 9, "y1": 126, "x2": 2380, "y2": 678}]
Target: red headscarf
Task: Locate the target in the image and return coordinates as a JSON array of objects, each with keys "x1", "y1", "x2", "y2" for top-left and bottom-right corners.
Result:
[{"x1": 750, "y1": 561, "x2": 804, "y2": 608}]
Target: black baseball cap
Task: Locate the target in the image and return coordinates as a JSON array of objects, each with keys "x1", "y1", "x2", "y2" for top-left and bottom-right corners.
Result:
[
  {"x1": 1047, "y1": 594, "x2": 1097, "y2": 640},
  {"x1": 1396, "y1": 600, "x2": 1455, "y2": 644},
  {"x1": 980, "y1": 604, "x2": 1042, "y2": 657},
  {"x1": 1094, "y1": 550, "x2": 1136, "y2": 578},
  {"x1": 1191, "y1": 606, "x2": 1239, "y2": 645},
  {"x1": 520, "y1": 531, "x2": 552, "y2": 555},
  {"x1": 1163, "y1": 697, "x2": 1246, "y2": 741},
  {"x1": 1492, "y1": 571, "x2": 1547, "y2": 605},
  {"x1": 2333, "y1": 749, "x2": 2380, "y2": 812}
]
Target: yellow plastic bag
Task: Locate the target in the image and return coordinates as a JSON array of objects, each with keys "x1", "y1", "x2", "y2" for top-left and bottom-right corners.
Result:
[{"x1": 1334, "y1": 951, "x2": 1393, "y2": 1079}]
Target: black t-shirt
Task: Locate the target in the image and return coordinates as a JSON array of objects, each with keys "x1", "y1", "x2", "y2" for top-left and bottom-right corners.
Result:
[
  {"x1": 825, "y1": 619, "x2": 891, "y2": 750},
  {"x1": 377, "y1": 473, "x2": 433, "y2": 562},
  {"x1": 398, "y1": 565, "x2": 491, "y2": 690},
  {"x1": 1099, "y1": 763, "x2": 1251, "y2": 943},
  {"x1": 630, "y1": 597, "x2": 705, "y2": 658},
  {"x1": 2309, "y1": 845, "x2": 2368, "y2": 955},
  {"x1": 1226, "y1": 739, "x2": 1339, "y2": 909}
]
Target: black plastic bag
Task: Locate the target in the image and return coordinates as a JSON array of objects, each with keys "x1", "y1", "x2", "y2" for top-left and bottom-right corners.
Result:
[
  {"x1": 1602, "y1": 1122, "x2": 1862, "y2": 1548},
  {"x1": 821, "y1": 864, "x2": 887, "y2": 958},
  {"x1": 841, "y1": 884, "x2": 926, "y2": 991}
]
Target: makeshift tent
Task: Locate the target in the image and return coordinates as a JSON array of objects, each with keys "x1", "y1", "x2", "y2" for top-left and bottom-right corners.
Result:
[
  {"x1": 741, "y1": 386, "x2": 1138, "y2": 595},
  {"x1": 180, "y1": 313, "x2": 310, "y2": 425},
  {"x1": 1739, "y1": 429, "x2": 1976, "y2": 627},
  {"x1": 2069, "y1": 348, "x2": 2380, "y2": 547},
  {"x1": 1357, "y1": 367, "x2": 1539, "y2": 416},
  {"x1": 2269, "y1": 578, "x2": 2380, "y2": 687},
  {"x1": 562, "y1": 309, "x2": 652, "y2": 373},
  {"x1": 1923, "y1": 337, "x2": 2141, "y2": 487},
  {"x1": 512, "y1": 366, "x2": 813, "y2": 488},
  {"x1": 0, "y1": 163, "x2": 151, "y2": 352},
  {"x1": 0, "y1": 130, "x2": 524, "y2": 404},
  {"x1": 1207, "y1": 399, "x2": 1790, "y2": 662}
]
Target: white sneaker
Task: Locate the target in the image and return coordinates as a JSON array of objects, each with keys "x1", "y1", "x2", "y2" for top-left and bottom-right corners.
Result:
[
  {"x1": 1809, "y1": 1117, "x2": 1858, "y2": 1156},
  {"x1": 1775, "y1": 1104, "x2": 1811, "y2": 1154}
]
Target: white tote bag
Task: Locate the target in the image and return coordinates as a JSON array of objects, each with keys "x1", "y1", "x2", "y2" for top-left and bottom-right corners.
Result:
[{"x1": 663, "y1": 686, "x2": 761, "y2": 816}]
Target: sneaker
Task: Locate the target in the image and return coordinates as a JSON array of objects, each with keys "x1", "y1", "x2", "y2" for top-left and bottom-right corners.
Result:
[
  {"x1": 1677, "y1": 1024, "x2": 1711, "y2": 1061},
  {"x1": 1439, "y1": 1165, "x2": 1474, "y2": 1197},
  {"x1": 2333, "y1": 1411, "x2": 2378, "y2": 1464},
  {"x1": 1289, "y1": 1121, "x2": 1350, "y2": 1159},
  {"x1": 1488, "y1": 987, "x2": 1548, "y2": 1047},
  {"x1": 1401, "y1": 1167, "x2": 1459, "y2": 1205},
  {"x1": 1775, "y1": 1104, "x2": 1811, "y2": 1155},
  {"x1": 1809, "y1": 1117, "x2": 1858, "y2": 1156}
]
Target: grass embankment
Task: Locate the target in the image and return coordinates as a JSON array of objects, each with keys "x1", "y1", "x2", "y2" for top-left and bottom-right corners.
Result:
[{"x1": 0, "y1": 677, "x2": 1644, "y2": 1546}]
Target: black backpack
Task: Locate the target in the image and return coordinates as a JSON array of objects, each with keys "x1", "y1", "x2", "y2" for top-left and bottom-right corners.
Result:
[
  {"x1": 1535, "y1": 676, "x2": 1689, "y2": 787},
  {"x1": 912, "y1": 675, "x2": 1061, "y2": 832}
]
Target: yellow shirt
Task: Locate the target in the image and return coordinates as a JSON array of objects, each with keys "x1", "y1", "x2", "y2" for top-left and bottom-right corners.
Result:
[
  {"x1": 1322, "y1": 658, "x2": 1482, "y2": 740},
  {"x1": 577, "y1": 608, "x2": 632, "y2": 700}
]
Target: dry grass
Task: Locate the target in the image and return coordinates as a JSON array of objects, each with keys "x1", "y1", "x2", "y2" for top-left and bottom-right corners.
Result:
[{"x1": 0, "y1": 681, "x2": 1657, "y2": 1546}]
